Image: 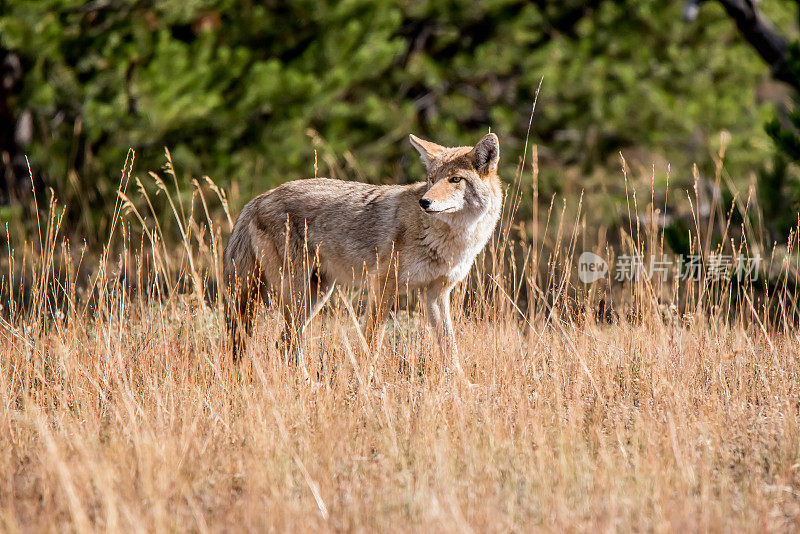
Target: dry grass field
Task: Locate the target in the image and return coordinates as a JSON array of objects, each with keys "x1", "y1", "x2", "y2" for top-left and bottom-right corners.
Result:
[{"x1": 2, "y1": 154, "x2": 800, "y2": 532}]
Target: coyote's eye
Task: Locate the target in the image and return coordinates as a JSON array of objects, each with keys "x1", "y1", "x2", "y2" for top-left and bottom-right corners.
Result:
[{"x1": 449, "y1": 176, "x2": 463, "y2": 184}]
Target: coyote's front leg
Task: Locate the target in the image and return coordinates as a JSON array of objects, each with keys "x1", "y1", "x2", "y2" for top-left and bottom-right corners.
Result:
[{"x1": 425, "y1": 281, "x2": 467, "y2": 381}]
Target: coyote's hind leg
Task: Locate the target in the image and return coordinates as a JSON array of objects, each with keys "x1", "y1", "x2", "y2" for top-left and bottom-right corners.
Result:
[
  {"x1": 279, "y1": 267, "x2": 335, "y2": 380},
  {"x1": 365, "y1": 272, "x2": 397, "y2": 351}
]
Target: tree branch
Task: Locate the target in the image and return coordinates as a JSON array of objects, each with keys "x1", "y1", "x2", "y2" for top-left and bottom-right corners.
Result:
[{"x1": 688, "y1": 0, "x2": 798, "y2": 90}]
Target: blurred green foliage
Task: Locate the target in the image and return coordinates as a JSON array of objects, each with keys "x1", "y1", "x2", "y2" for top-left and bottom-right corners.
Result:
[
  {"x1": 761, "y1": 44, "x2": 800, "y2": 243},
  {"x1": 0, "y1": 1, "x2": 792, "y2": 241}
]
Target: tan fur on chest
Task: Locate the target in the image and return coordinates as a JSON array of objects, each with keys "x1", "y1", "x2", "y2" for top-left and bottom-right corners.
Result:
[{"x1": 399, "y1": 201, "x2": 500, "y2": 288}]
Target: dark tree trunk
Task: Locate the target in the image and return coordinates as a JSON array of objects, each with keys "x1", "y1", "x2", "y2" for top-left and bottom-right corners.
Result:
[
  {"x1": 716, "y1": 0, "x2": 797, "y2": 89},
  {"x1": 0, "y1": 47, "x2": 39, "y2": 205},
  {"x1": 686, "y1": 0, "x2": 800, "y2": 91}
]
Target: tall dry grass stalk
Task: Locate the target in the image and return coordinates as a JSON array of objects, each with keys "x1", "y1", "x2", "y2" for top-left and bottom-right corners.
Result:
[{"x1": 1, "y1": 143, "x2": 799, "y2": 532}]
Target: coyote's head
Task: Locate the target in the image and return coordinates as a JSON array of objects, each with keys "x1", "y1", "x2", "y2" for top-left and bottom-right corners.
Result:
[{"x1": 410, "y1": 133, "x2": 500, "y2": 220}]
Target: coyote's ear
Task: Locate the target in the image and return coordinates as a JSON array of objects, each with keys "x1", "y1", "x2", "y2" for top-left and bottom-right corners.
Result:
[
  {"x1": 472, "y1": 133, "x2": 500, "y2": 174},
  {"x1": 409, "y1": 134, "x2": 445, "y2": 169}
]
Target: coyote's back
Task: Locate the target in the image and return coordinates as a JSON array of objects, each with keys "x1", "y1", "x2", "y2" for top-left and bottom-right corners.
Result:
[{"x1": 223, "y1": 178, "x2": 426, "y2": 289}]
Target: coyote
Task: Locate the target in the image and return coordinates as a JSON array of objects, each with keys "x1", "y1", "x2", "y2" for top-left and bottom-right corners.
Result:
[{"x1": 223, "y1": 133, "x2": 502, "y2": 376}]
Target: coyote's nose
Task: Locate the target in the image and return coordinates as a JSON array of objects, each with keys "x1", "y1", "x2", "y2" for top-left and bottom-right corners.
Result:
[{"x1": 419, "y1": 198, "x2": 431, "y2": 210}]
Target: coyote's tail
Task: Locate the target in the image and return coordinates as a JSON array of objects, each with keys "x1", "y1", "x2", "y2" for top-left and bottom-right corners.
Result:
[{"x1": 222, "y1": 215, "x2": 258, "y2": 361}]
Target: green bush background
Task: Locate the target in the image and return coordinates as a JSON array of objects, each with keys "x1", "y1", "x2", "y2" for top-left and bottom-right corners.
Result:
[{"x1": 1, "y1": 1, "x2": 795, "y2": 241}]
